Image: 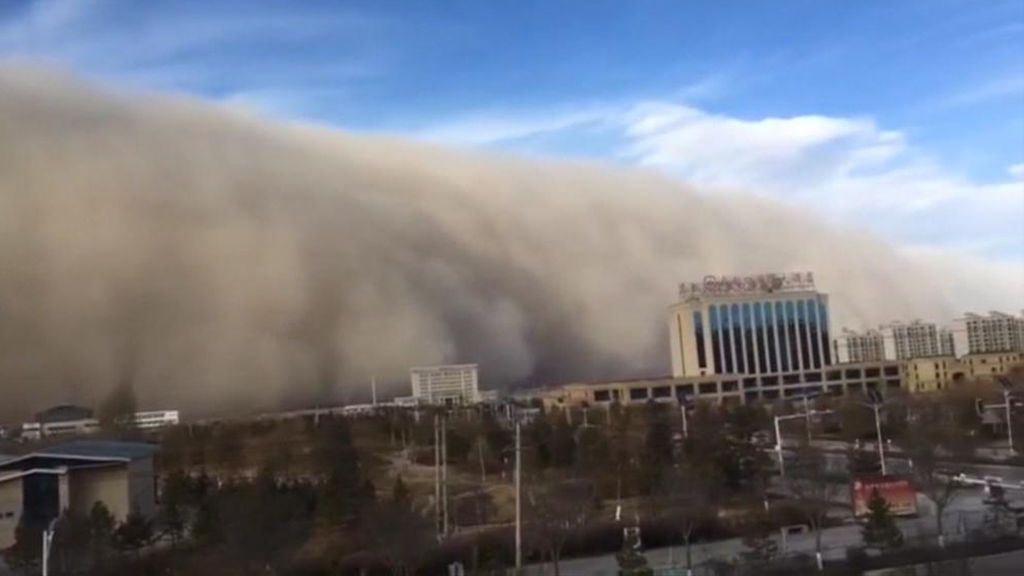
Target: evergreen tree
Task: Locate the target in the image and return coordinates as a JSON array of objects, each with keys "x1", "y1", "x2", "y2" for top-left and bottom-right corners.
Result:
[
  {"x1": 159, "y1": 469, "x2": 189, "y2": 547},
  {"x1": 2, "y1": 522, "x2": 41, "y2": 572},
  {"x1": 861, "y1": 489, "x2": 904, "y2": 550},
  {"x1": 616, "y1": 530, "x2": 654, "y2": 576},
  {"x1": 115, "y1": 509, "x2": 155, "y2": 555},
  {"x1": 191, "y1": 500, "x2": 223, "y2": 546},
  {"x1": 88, "y1": 502, "x2": 117, "y2": 569},
  {"x1": 392, "y1": 474, "x2": 412, "y2": 509}
]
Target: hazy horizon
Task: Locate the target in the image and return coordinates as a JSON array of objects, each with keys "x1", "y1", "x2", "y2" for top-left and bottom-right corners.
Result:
[{"x1": 0, "y1": 67, "x2": 1020, "y2": 421}]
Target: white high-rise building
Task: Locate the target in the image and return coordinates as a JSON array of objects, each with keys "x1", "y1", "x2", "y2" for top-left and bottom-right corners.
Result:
[
  {"x1": 669, "y1": 272, "x2": 831, "y2": 378},
  {"x1": 939, "y1": 329, "x2": 956, "y2": 357},
  {"x1": 953, "y1": 312, "x2": 1024, "y2": 355},
  {"x1": 881, "y1": 320, "x2": 945, "y2": 360},
  {"x1": 409, "y1": 364, "x2": 480, "y2": 405},
  {"x1": 835, "y1": 328, "x2": 886, "y2": 363}
]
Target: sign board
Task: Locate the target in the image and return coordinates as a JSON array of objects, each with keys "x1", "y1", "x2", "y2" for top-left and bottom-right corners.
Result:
[
  {"x1": 679, "y1": 272, "x2": 815, "y2": 298},
  {"x1": 850, "y1": 475, "x2": 918, "y2": 517}
]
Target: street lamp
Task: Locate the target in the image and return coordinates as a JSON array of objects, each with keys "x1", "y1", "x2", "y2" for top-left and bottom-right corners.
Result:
[
  {"x1": 774, "y1": 394, "x2": 832, "y2": 478},
  {"x1": 978, "y1": 377, "x2": 1019, "y2": 456},
  {"x1": 42, "y1": 517, "x2": 58, "y2": 576},
  {"x1": 859, "y1": 388, "x2": 887, "y2": 477},
  {"x1": 678, "y1": 394, "x2": 691, "y2": 439}
]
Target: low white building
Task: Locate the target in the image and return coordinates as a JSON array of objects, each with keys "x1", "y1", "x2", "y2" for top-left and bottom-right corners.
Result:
[{"x1": 409, "y1": 364, "x2": 480, "y2": 406}]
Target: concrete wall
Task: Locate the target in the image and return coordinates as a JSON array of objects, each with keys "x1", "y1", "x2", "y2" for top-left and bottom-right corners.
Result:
[
  {"x1": 69, "y1": 465, "x2": 130, "y2": 520},
  {"x1": 127, "y1": 458, "x2": 156, "y2": 519},
  {"x1": 0, "y1": 478, "x2": 23, "y2": 549}
]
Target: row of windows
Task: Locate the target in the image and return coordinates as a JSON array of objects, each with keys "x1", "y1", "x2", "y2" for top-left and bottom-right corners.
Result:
[
  {"x1": 589, "y1": 374, "x2": 901, "y2": 403},
  {"x1": 702, "y1": 299, "x2": 831, "y2": 376}
]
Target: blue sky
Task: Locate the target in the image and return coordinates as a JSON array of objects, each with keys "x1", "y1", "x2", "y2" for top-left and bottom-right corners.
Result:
[{"x1": 2, "y1": 0, "x2": 1022, "y2": 268}]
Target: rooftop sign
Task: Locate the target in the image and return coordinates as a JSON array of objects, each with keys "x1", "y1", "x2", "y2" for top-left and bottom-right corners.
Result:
[{"x1": 679, "y1": 272, "x2": 815, "y2": 298}]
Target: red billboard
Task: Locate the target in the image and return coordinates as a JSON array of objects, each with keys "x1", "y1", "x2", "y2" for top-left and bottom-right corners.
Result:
[{"x1": 851, "y1": 475, "x2": 918, "y2": 517}]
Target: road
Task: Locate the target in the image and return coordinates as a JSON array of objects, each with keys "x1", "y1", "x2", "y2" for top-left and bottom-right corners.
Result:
[{"x1": 525, "y1": 485, "x2": 1024, "y2": 576}]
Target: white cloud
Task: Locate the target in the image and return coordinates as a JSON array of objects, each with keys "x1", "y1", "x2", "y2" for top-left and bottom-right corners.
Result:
[
  {"x1": 1010, "y1": 163, "x2": 1024, "y2": 179},
  {"x1": 416, "y1": 99, "x2": 1024, "y2": 264}
]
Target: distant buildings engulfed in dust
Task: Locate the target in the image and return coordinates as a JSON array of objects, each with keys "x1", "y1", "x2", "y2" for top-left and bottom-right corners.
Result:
[
  {"x1": 535, "y1": 272, "x2": 1024, "y2": 409},
  {"x1": 401, "y1": 364, "x2": 483, "y2": 406},
  {"x1": 19, "y1": 406, "x2": 180, "y2": 440}
]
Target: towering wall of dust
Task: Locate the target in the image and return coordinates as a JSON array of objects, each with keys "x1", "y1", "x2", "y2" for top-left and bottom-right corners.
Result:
[{"x1": 0, "y1": 68, "x2": 1016, "y2": 419}]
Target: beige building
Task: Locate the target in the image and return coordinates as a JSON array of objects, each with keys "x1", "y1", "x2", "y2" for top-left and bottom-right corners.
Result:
[
  {"x1": 0, "y1": 441, "x2": 157, "y2": 549},
  {"x1": 540, "y1": 359, "x2": 904, "y2": 410}
]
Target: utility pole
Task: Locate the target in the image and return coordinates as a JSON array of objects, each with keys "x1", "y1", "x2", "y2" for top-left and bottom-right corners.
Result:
[
  {"x1": 802, "y1": 395, "x2": 813, "y2": 444},
  {"x1": 861, "y1": 389, "x2": 887, "y2": 476},
  {"x1": 41, "y1": 518, "x2": 56, "y2": 576},
  {"x1": 679, "y1": 396, "x2": 689, "y2": 439},
  {"x1": 872, "y1": 403, "x2": 887, "y2": 476},
  {"x1": 434, "y1": 414, "x2": 441, "y2": 537},
  {"x1": 514, "y1": 419, "x2": 522, "y2": 572},
  {"x1": 371, "y1": 375, "x2": 378, "y2": 407},
  {"x1": 442, "y1": 414, "x2": 449, "y2": 536},
  {"x1": 1006, "y1": 387, "x2": 1015, "y2": 454}
]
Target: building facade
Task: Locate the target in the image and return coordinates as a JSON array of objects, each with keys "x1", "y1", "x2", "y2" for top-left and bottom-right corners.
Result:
[
  {"x1": 953, "y1": 312, "x2": 1024, "y2": 355},
  {"x1": 541, "y1": 359, "x2": 904, "y2": 409},
  {"x1": 409, "y1": 364, "x2": 480, "y2": 405},
  {"x1": 669, "y1": 272, "x2": 831, "y2": 379},
  {"x1": 835, "y1": 328, "x2": 886, "y2": 363},
  {"x1": 0, "y1": 441, "x2": 157, "y2": 549},
  {"x1": 881, "y1": 320, "x2": 945, "y2": 360}
]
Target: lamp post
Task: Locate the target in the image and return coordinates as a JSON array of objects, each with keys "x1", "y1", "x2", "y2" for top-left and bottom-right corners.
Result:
[
  {"x1": 860, "y1": 389, "x2": 887, "y2": 476},
  {"x1": 775, "y1": 395, "x2": 832, "y2": 478},
  {"x1": 978, "y1": 377, "x2": 1018, "y2": 456},
  {"x1": 42, "y1": 517, "x2": 57, "y2": 576}
]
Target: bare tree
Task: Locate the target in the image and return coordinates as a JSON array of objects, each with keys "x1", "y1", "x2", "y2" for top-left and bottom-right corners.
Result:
[
  {"x1": 655, "y1": 462, "x2": 713, "y2": 576},
  {"x1": 785, "y1": 444, "x2": 842, "y2": 571},
  {"x1": 526, "y1": 478, "x2": 597, "y2": 576},
  {"x1": 900, "y1": 401, "x2": 963, "y2": 547}
]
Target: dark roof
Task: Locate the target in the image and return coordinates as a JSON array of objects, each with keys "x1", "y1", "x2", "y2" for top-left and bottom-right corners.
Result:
[
  {"x1": 36, "y1": 404, "x2": 94, "y2": 424},
  {"x1": 36, "y1": 440, "x2": 158, "y2": 461}
]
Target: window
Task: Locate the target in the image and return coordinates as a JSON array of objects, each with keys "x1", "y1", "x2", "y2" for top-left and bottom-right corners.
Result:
[
  {"x1": 721, "y1": 305, "x2": 734, "y2": 373},
  {"x1": 709, "y1": 306, "x2": 722, "y2": 373},
  {"x1": 629, "y1": 388, "x2": 648, "y2": 401},
  {"x1": 743, "y1": 303, "x2": 756, "y2": 373},
  {"x1": 826, "y1": 370, "x2": 842, "y2": 381},
  {"x1": 804, "y1": 371, "x2": 822, "y2": 383},
  {"x1": 698, "y1": 382, "x2": 717, "y2": 395},
  {"x1": 807, "y1": 298, "x2": 821, "y2": 369},
  {"x1": 762, "y1": 375, "x2": 779, "y2": 386},
  {"x1": 818, "y1": 301, "x2": 832, "y2": 365},
  {"x1": 775, "y1": 302, "x2": 789, "y2": 372},
  {"x1": 744, "y1": 391, "x2": 759, "y2": 403},
  {"x1": 883, "y1": 366, "x2": 899, "y2": 376},
  {"x1": 865, "y1": 368, "x2": 880, "y2": 378},
  {"x1": 763, "y1": 389, "x2": 780, "y2": 399},
  {"x1": 675, "y1": 384, "x2": 694, "y2": 398},
  {"x1": 594, "y1": 390, "x2": 611, "y2": 402},
  {"x1": 783, "y1": 373, "x2": 801, "y2": 384},
  {"x1": 743, "y1": 377, "x2": 758, "y2": 389},
  {"x1": 797, "y1": 300, "x2": 810, "y2": 369},
  {"x1": 754, "y1": 302, "x2": 767, "y2": 374},
  {"x1": 846, "y1": 382, "x2": 863, "y2": 392},
  {"x1": 722, "y1": 380, "x2": 738, "y2": 392},
  {"x1": 693, "y1": 311, "x2": 707, "y2": 369},
  {"x1": 786, "y1": 301, "x2": 799, "y2": 370},
  {"x1": 652, "y1": 385, "x2": 671, "y2": 398},
  {"x1": 731, "y1": 304, "x2": 745, "y2": 373},
  {"x1": 845, "y1": 369, "x2": 862, "y2": 379}
]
